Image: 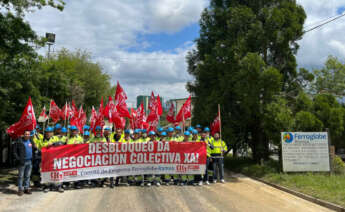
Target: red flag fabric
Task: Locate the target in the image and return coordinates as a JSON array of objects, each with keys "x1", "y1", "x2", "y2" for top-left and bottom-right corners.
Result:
[
  {"x1": 148, "y1": 119, "x2": 159, "y2": 132},
  {"x1": 115, "y1": 82, "x2": 131, "y2": 118},
  {"x1": 130, "y1": 108, "x2": 137, "y2": 130},
  {"x1": 89, "y1": 106, "x2": 97, "y2": 133},
  {"x1": 99, "y1": 97, "x2": 104, "y2": 117},
  {"x1": 135, "y1": 103, "x2": 146, "y2": 129},
  {"x1": 166, "y1": 103, "x2": 175, "y2": 123},
  {"x1": 60, "y1": 102, "x2": 71, "y2": 121},
  {"x1": 111, "y1": 108, "x2": 126, "y2": 129},
  {"x1": 71, "y1": 106, "x2": 87, "y2": 133},
  {"x1": 70, "y1": 100, "x2": 79, "y2": 118},
  {"x1": 38, "y1": 106, "x2": 48, "y2": 122},
  {"x1": 157, "y1": 95, "x2": 163, "y2": 116},
  {"x1": 6, "y1": 97, "x2": 36, "y2": 139},
  {"x1": 211, "y1": 111, "x2": 220, "y2": 135},
  {"x1": 148, "y1": 91, "x2": 156, "y2": 111},
  {"x1": 147, "y1": 92, "x2": 159, "y2": 122},
  {"x1": 49, "y1": 100, "x2": 61, "y2": 123},
  {"x1": 175, "y1": 96, "x2": 192, "y2": 123},
  {"x1": 104, "y1": 96, "x2": 115, "y2": 121}
]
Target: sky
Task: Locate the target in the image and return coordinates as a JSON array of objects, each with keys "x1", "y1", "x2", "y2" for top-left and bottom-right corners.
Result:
[{"x1": 25, "y1": 0, "x2": 345, "y2": 107}]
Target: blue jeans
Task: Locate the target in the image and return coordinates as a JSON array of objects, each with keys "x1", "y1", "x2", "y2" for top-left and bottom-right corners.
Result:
[
  {"x1": 212, "y1": 157, "x2": 224, "y2": 181},
  {"x1": 18, "y1": 160, "x2": 32, "y2": 191}
]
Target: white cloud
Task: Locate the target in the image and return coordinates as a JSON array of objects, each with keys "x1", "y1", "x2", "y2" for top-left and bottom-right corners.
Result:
[
  {"x1": 24, "y1": 0, "x2": 207, "y2": 104},
  {"x1": 296, "y1": 0, "x2": 345, "y2": 69}
]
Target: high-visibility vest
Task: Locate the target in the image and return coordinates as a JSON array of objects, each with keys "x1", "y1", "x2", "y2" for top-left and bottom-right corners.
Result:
[
  {"x1": 67, "y1": 135, "x2": 84, "y2": 144},
  {"x1": 210, "y1": 139, "x2": 228, "y2": 155},
  {"x1": 88, "y1": 137, "x2": 106, "y2": 143}
]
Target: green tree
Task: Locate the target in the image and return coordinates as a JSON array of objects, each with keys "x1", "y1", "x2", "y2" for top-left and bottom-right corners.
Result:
[
  {"x1": 187, "y1": 0, "x2": 306, "y2": 161},
  {"x1": 39, "y1": 49, "x2": 115, "y2": 110},
  {"x1": 312, "y1": 56, "x2": 345, "y2": 97},
  {"x1": 0, "y1": 0, "x2": 64, "y2": 131}
]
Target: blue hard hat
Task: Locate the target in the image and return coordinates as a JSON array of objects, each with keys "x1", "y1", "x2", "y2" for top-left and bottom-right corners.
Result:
[
  {"x1": 55, "y1": 123, "x2": 62, "y2": 130},
  {"x1": 36, "y1": 124, "x2": 40, "y2": 129},
  {"x1": 192, "y1": 129, "x2": 198, "y2": 135},
  {"x1": 134, "y1": 129, "x2": 141, "y2": 134},
  {"x1": 30, "y1": 130, "x2": 36, "y2": 136},
  {"x1": 187, "y1": 126, "x2": 194, "y2": 131},
  {"x1": 175, "y1": 126, "x2": 181, "y2": 131},
  {"x1": 95, "y1": 126, "x2": 102, "y2": 131},
  {"x1": 204, "y1": 127, "x2": 210, "y2": 132},
  {"x1": 61, "y1": 127, "x2": 67, "y2": 133},
  {"x1": 161, "y1": 131, "x2": 167, "y2": 136},
  {"x1": 104, "y1": 127, "x2": 110, "y2": 131},
  {"x1": 142, "y1": 129, "x2": 147, "y2": 133},
  {"x1": 167, "y1": 127, "x2": 174, "y2": 132},
  {"x1": 70, "y1": 125, "x2": 78, "y2": 131},
  {"x1": 158, "y1": 127, "x2": 163, "y2": 132},
  {"x1": 83, "y1": 125, "x2": 90, "y2": 130},
  {"x1": 196, "y1": 124, "x2": 202, "y2": 128},
  {"x1": 84, "y1": 131, "x2": 90, "y2": 136},
  {"x1": 45, "y1": 127, "x2": 54, "y2": 132},
  {"x1": 149, "y1": 131, "x2": 156, "y2": 136},
  {"x1": 124, "y1": 129, "x2": 130, "y2": 134},
  {"x1": 184, "y1": 131, "x2": 191, "y2": 136}
]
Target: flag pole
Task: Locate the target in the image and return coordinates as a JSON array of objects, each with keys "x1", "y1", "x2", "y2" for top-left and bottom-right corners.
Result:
[
  {"x1": 64, "y1": 102, "x2": 67, "y2": 127},
  {"x1": 218, "y1": 104, "x2": 224, "y2": 157},
  {"x1": 47, "y1": 99, "x2": 51, "y2": 126},
  {"x1": 182, "y1": 107, "x2": 185, "y2": 134}
]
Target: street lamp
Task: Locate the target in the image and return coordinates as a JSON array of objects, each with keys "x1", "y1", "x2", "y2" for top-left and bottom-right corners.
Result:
[{"x1": 46, "y1": 32, "x2": 55, "y2": 58}]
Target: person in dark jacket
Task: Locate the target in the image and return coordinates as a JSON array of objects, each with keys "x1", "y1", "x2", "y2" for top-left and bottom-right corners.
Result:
[{"x1": 14, "y1": 130, "x2": 36, "y2": 196}]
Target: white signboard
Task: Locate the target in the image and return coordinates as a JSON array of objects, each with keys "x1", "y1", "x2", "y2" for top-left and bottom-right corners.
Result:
[{"x1": 281, "y1": 132, "x2": 330, "y2": 172}]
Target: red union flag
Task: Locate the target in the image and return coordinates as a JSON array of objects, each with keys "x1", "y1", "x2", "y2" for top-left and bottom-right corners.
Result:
[
  {"x1": 7, "y1": 97, "x2": 36, "y2": 139},
  {"x1": 166, "y1": 103, "x2": 175, "y2": 123},
  {"x1": 148, "y1": 91, "x2": 156, "y2": 111},
  {"x1": 49, "y1": 100, "x2": 61, "y2": 123},
  {"x1": 115, "y1": 82, "x2": 131, "y2": 118},
  {"x1": 135, "y1": 103, "x2": 146, "y2": 129},
  {"x1": 89, "y1": 106, "x2": 97, "y2": 132},
  {"x1": 40, "y1": 142, "x2": 207, "y2": 183},
  {"x1": 157, "y1": 95, "x2": 163, "y2": 116},
  {"x1": 211, "y1": 111, "x2": 220, "y2": 135},
  {"x1": 147, "y1": 92, "x2": 159, "y2": 122},
  {"x1": 71, "y1": 106, "x2": 87, "y2": 133},
  {"x1": 60, "y1": 102, "x2": 71, "y2": 121},
  {"x1": 38, "y1": 106, "x2": 48, "y2": 122},
  {"x1": 70, "y1": 100, "x2": 79, "y2": 118},
  {"x1": 175, "y1": 96, "x2": 191, "y2": 123},
  {"x1": 104, "y1": 96, "x2": 115, "y2": 121},
  {"x1": 130, "y1": 108, "x2": 137, "y2": 129}
]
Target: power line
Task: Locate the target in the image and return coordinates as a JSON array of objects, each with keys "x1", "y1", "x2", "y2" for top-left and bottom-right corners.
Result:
[{"x1": 304, "y1": 12, "x2": 345, "y2": 34}]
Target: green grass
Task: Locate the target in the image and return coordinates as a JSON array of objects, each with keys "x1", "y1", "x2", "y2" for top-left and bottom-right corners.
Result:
[{"x1": 225, "y1": 157, "x2": 345, "y2": 207}]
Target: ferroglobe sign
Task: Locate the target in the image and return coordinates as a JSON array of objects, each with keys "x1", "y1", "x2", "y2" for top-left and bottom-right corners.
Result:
[{"x1": 281, "y1": 132, "x2": 330, "y2": 172}]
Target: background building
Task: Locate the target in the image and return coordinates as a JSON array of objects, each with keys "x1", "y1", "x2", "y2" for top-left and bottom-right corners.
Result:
[{"x1": 136, "y1": 95, "x2": 164, "y2": 114}]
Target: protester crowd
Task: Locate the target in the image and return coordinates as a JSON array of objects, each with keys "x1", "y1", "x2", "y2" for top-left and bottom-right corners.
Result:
[{"x1": 14, "y1": 124, "x2": 228, "y2": 196}]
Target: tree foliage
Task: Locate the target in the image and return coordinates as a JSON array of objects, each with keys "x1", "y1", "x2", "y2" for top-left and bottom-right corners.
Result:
[{"x1": 187, "y1": 0, "x2": 306, "y2": 161}]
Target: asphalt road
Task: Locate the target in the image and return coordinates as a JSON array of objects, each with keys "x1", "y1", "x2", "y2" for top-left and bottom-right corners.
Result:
[{"x1": 0, "y1": 172, "x2": 331, "y2": 212}]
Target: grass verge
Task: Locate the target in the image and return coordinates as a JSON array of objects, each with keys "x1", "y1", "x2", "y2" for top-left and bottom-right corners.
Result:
[{"x1": 224, "y1": 157, "x2": 345, "y2": 207}]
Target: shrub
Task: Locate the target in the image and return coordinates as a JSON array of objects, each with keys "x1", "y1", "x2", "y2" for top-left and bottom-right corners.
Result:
[{"x1": 332, "y1": 155, "x2": 345, "y2": 175}]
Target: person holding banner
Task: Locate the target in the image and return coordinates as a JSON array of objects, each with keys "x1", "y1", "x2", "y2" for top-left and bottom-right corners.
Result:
[
  {"x1": 211, "y1": 132, "x2": 228, "y2": 183},
  {"x1": 83, "y1": 131, "x2": 90, "y2": 143},
  {"x1": 14, "y1": 130, "x2": 35, "y2": 196},
  {"x1": 123, "y1": 129, "x2": 132, "y2": 142},
  {"x1": 159, "y1": 131, "x2": 167, "y2": 142},
  {"x1": 103, "y1": 127, "x2": 111, "y2": 142},
  {"x1": 67, "y1": 126, "x2": 83, "y2": 145},
  {"x1": 175, "y1": 126, "x2": 184, "y2": 141},
  {"x1": 54, "y1": 124, "x2": 62, "y2": 136},
  {"x1": 89, "y1": 126, "x2": 106, "y2": 143},
  {"x1": 192, "y1": 129, "x2": 200, "y2": 142}
]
